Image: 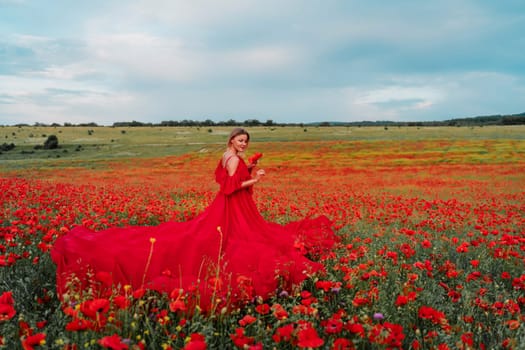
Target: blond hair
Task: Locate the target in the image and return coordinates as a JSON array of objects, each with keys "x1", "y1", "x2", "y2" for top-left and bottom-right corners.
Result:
[{"x1": 227, "y1": 128, "x2": 250, "y2": 146}]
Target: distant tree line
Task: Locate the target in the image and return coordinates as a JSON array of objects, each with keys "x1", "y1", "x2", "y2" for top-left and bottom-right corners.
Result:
[
  {"x1": 113, "y1": 118, "x2": 277, "y2": 127},
  {"x1": 4, "y1": 112, "x2": 525, "y2": 128}
]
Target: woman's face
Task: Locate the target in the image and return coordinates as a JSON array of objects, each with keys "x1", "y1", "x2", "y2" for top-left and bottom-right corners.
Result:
[{"x1": 230, "y1": 134, "x2": 249, "y2": 153}]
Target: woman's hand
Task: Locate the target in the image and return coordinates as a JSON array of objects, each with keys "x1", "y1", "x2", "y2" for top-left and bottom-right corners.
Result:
[
  {"x1": 241, "y1": 169, "x2": 265, "y2": 188},
  {"x1": 254, "y1": 169, "x2": 265, "y2": 180}
]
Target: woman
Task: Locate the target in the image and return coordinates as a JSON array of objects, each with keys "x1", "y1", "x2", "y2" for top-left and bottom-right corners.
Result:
[{"x1": 51, "y1": 128, "x2": 337, "y2": 311}]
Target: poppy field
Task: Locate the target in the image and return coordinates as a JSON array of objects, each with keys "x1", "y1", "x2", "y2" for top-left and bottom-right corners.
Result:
[{"x1": 1, "y1": 126, "x2": 524, "y2": 349}]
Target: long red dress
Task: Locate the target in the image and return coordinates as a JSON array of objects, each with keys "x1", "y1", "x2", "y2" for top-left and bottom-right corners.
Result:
[{"x1": 51, "y1": 156, "x2": 337, "y2": 311}]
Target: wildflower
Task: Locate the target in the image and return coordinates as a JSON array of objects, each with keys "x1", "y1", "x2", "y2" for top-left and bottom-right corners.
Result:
[
  {"x1": 248, "y1": 152, "x2": 263, "y2": 164},
  {"x1": 373, "y1": 312, "x2": 384, "y2": 321},
  {"x1": 352, "y1": 296, "x2": 369, "y2": 307},
  {"x1": 0, "y1": 291, "x2": 16, "y2": 322},
  {"x1": 383, "y1": 322, "x2": 405, "y2": 347},
  {"x1": 421, "y1": 239, "x2": 432, "y2": 248},
  {"x1": 418, "y1": 306, "x2": 448, "y2": 328},
  {"x1": 272, "y1": 324, "x2": 294, "y2": 343},
  {"x1": 65, "y1": 317, "x2": 93, "y2": 331},
  {"x1": 20, "y1": 333, "x2": 46, "y2": 350},
  {"x1": 80, "y1": 298, "x2": 110, "y2": 319},
  {"x1": 333, "y1": 338, "x2": 354, "y2": 350},
  {"x1": 98, "y1": 334, "x2": 129, "y2": 350},
  {"x1": 395, "y1": 295, "x2": 409, "y2": 307},
  {"x1": 230, "y1": 328, "x2": 254, "y2": 348},
  {"x1": 114, "y1": 295, "x2": 131, "y2": 310},
  {"x1": 254, "y1": 303, "x2": 270, "y2": 315},
  {"x1": 132, "y1": 289, "x2": 145, "y2": 299},
  {"x1": 297, "y1": 325, "x2": 324, "y2": 348},
  {"x1": 183, "y1": 333, "x2": 207, "y2": 350},
  {"x1": 278, "y1": 290, "x2": 289, "y2": 297},
  {"x1": 0, "y1": 302, "x2": 16, "y2": 321},
  {"x1": 315, "y1": 280, "x2": 332, "y2": 291},
  {"x1": 169, "y1": 299, "x2": 187, "y2": 313},
  {"x1": 346, "y1": 323, "x2": 365, "y2": 337},
  {"x1": 238, "y1": 314, "x2": 257, "y2": 326},
  {"x1": 460, "y1": 332, "x2": 474, "y2": 347},
  {"x1": 156, "y1": 309, "x2": 171, "y2": 325},
  {"x1": 271, "y1": 303, "x2": 288, "y2": 320},
  {"x1": 322, "y1": 317, "x2": 343, "y2": 334}
]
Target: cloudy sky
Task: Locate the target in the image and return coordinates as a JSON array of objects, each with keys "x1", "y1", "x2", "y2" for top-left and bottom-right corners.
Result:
[{"x1": 1, "y1": 0, "x2": 524, "y2": 125}]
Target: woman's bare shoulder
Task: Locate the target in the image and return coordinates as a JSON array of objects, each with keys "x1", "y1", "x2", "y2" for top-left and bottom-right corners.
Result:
[{"x1": 222, "y1": 152, "x2": 239, "y2": 167}]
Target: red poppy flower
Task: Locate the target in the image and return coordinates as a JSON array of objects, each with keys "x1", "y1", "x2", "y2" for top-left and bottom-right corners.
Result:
[
  {"x1": 346, "y1": 323, "x2": 365, "y2": 337},
  {"x1": 230, "y1": 328, "x2": 254, "y2": 348},
  {"x1": 418, "y1": 305, "x2": 436, "y2": 320},
  {"x1": 183, "y1": 333, "x2": 207, "y2": 350},
  {"x1": 0, "y1": 291, "x2": 14, "y2": 305},
  {"x1": 80, "y1": 298, "x2": 110, "y2": 319},
  {"x1": 271, "y1": 304, "x2": 288, "y2": 320},
  {"x1": 297, "y1": 326, "x2": 324, "y2": 348},
  {"x1": 421, "y1": 239, "x2": 432, "y2": 248},
  {"x1": 272, "y1": 324, "x2": 294, "y2": 343},
  {"x1": 255, "y1": 303, "x2": 270, "y2": 315},
  {"x1": 418, "y1": 306, "x2": 447, "y2": 326},
  {"x1": 98, "y1": 334, "x2": 129, "y2": 350},
  {"x1": 384, "y1": 322, "x2": 405, "y2": 347},
  {"x1": 113, "y1": 295, "x2": 131, "y2": 310},
  {"x1": 322, "y1": 317, "x2": 343, "y2": 334},
  {"x1": 333, "y1": 338, "x2": 355, "y2": 350},
  {"x1": 352, "y1": 297, "x2": 370, "y2": 307},
  {"x1": 248, "y1": 153, "x2": 263, "y2": 164},
  {"x1": 238, "y1": 314, "x2": 257, "y2": 326},
  {"x1": 132, "y1": 289, "x2": 145, "y2": 299},
  {"x1": 461, "y1": 332, "x2": 474, "y2": 347},
  {"x1": 395, "y1": 295, "x2": 409, "y2": 307},
  {"x1": 315, "y1": 280, "x2": 333, "y2": 291},
  {"x1": 21, "y1": 333, "x2": 46, "y2": 350},
  {"x1": 0, "y1": 303, "x2": 16, "y2": 322},
  {"x1": 169, "y1": 299, "x2": 187, "y2": 312},
  {"x1": 65, "y1": 317, "x2": 94, "y2": 331}
]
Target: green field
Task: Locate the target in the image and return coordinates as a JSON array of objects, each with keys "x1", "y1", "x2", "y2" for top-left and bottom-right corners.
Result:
[
  {"x1": 1, "y1": 125, "x2": 525, "y2": 171},
  {"x1": 2, "y1": 124, "x2": 525, "y2": 349}
]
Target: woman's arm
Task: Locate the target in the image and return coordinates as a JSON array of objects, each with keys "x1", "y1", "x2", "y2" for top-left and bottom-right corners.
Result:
[
  {"x1": 241, "y1": 169, "x2": 265, "y2": 188},
  {"x1": 226, "y1": 156, "x2": 265, "y2": 188}
]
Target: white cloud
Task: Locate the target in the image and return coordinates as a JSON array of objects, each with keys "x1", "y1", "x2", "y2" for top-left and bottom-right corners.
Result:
[
  {"x1": 85, "y1": 33, "x2": 203, "y2": 83},
  {"x1": 223, "y1": 45, "x2": 301, "y2": 73},
  {"x1": 0, "y1": 74, "x2": 134, "y2": 125},
  {"x1": 1, "y1": 0, "x2": 524, "y2": 124},
  {"x1": 128, "y1": 0, "x2": 275, "y2": 28},
  {"x1": 353, "y1": 85, "x2": 442, "y2": 108},
  {"x1": 27, "y1": 63, "x2": 100, "y2": 80}
]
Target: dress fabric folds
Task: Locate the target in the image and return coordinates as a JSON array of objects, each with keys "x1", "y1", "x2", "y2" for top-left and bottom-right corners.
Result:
[{"x1": 51, "y1": 156, "x2": 337, "y2": 310}]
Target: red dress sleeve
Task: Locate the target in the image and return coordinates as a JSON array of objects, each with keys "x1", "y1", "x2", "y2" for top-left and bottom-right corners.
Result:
[
  {"x1": 219, "y1": 170, "x2": 243, "y2": 195},
  {"x1": 215, "y1": 156, "x2": 250, "y2": 195}
]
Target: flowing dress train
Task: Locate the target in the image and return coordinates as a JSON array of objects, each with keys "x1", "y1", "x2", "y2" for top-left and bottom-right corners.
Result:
[{"x1": 51, "y1": 156, "x2": 337, "y2": 310}]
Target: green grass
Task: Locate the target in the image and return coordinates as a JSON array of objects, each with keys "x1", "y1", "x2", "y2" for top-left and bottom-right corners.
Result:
[{"x1": 1, "y1": 125, "x2": 524, "y2": 171}]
